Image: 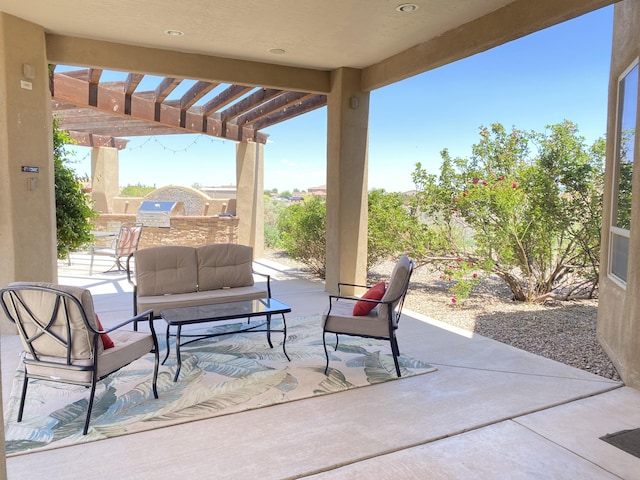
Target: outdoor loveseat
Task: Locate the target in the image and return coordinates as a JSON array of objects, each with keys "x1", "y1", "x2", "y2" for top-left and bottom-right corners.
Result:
[{"x1": 127, "y1": 244, "x2": 271, "y2": 321}]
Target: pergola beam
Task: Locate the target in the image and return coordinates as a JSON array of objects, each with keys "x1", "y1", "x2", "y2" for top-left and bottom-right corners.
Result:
[{"x1": 51, "y1": 67, "x2": 327, "y2": 145}]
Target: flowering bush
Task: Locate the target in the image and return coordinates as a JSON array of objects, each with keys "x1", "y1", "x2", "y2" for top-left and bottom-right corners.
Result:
[
  {"x1": 413, "y1": 121, "x2": 604, "y2": 302},
  {"x1": 441, "y1": 257, "x2": 484, "y2": 305}
]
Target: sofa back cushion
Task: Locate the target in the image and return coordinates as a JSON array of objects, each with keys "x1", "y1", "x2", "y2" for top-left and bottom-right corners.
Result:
[
  {"x1": 197, "y1": 244, "x2": 254, "y2": 291},
  {"x1": 135, "y1": 246, "x2": 198, "y2": 296}
]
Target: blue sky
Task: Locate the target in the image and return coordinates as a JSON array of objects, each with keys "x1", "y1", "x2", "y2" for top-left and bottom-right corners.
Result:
[{"x1": 67, "y1": 5, "x2": 614, "y2": 193}]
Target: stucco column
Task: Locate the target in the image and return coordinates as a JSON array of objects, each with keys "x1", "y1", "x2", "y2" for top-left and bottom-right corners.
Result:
[
  {"x1": 325, "y1": 68, "x2": 370, "y2": 294},
  {"x1": 236, "y1": 141, "x2": 264, "y2": 257},
  {"x1": 0, "y1": 13, "x2": 55, "y2": 479},
  {"x1": 0, "y1": 16, "x2": 56, "y2": 286},
  {"x1": 91, "y1": 146, "x2": 119, "y2": 213}
]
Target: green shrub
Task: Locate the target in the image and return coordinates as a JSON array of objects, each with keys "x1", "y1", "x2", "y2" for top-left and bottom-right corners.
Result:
[
  {"x1": 53, "y1": 119, "x2": 97, "y2": 259},
  {"x1": 277, "y1": 196, "x2": 326, "y2": 277}
]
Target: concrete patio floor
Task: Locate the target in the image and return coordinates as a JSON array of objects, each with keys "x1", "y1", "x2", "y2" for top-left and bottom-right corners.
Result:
[{"x1": 2, "y1": 253, "x2": 639, "y2": 479}]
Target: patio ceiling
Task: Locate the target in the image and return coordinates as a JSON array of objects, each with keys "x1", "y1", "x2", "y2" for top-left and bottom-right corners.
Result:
[{"x1": 3, "y1": 0, "x2": 615, "y2": 148}]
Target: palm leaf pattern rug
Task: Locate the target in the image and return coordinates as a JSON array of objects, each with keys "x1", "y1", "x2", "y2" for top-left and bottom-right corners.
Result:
[{"x1": 4, "y1": 314, "x2": 435, "y2": 456}]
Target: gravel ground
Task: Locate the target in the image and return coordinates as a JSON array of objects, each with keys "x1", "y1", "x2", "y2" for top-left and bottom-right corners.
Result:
[{"x1": 264, "y1": 250, "x2": 621, "y2": 382}]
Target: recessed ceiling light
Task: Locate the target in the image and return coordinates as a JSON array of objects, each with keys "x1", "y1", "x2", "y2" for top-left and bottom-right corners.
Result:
[
  {"x1": 268, "y1": 48, "x2": 286, "y2": 55},
  {"x1": 396, "y1": 3, "x2": 419, "y2": 13},
  {"x1": 164, "y1": 29, "x2": 184, "y2": 36}
]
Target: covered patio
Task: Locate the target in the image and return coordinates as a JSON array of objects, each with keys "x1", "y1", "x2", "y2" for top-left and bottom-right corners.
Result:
[
  {"x1": 3, "y1": 0, "x2": 640, "y2": 477},
  {"x1": 2, "y1": 254, "x2": 637, "y2": 479}
]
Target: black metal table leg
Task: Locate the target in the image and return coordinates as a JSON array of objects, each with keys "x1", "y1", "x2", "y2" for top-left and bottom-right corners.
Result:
[
  {"x1": 173, "y1": 325, "x2": 182, "y2": 382},
  {"x1": 266, "y1": 313, "x2": 273, "y2": 348},
  {"x1": 162, "y1": 324, "x2": 171, "y2": 365},
  {"x1": 282, "y1": 313, "x2": 290, "y2": 361}
]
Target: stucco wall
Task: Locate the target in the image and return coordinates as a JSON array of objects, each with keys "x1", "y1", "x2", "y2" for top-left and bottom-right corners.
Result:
[{"x1": 597, "y1": 0, "x2": 640, "y2": 387}]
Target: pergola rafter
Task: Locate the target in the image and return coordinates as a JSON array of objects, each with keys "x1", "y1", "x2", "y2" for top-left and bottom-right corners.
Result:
[{"x1": 50, "y1": 67, "x2": 328, "y2": 149}]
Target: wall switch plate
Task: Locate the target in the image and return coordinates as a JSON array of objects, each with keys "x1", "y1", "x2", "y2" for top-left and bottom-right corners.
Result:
[{"x1": 20, "y1": 80, "x2": 32, "y2": 90}]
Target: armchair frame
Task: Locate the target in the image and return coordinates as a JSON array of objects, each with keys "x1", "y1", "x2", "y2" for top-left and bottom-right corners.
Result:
[
  {"x1": 0, "y1": 283, "x2": 159, "y2": 435},
  {"x1": 322, "y1": 256, "x2": 414, "y2": 377}
]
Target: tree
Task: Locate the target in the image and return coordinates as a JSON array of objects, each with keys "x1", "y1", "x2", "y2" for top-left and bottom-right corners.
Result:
[
  {"x1": 120, "y1": 183, "x2": 156, "y2": 197},
  {"x1": 412, "y1": 121, "x2": 605, "y2": 302},
  {"x1": 53, "y1": 120, "x2": 97, "y2": 259}
]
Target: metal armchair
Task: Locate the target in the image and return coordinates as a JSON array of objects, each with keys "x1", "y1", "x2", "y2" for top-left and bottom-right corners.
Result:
[
  {"x1": 321, "y1": 255, "x2": 414, "y2": 377},
  {"x1": 0, "y1": 282, "x2": 159, "y2": 435}
]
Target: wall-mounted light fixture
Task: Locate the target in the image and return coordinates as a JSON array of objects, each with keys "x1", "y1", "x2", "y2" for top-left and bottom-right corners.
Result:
[{"x1": 22, "y1": 63, "x2": 36, "y2": 79}]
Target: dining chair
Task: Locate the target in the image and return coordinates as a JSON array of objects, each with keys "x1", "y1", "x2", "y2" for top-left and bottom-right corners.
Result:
[{"x1": 89, "y1": 222, "x2": 143, "y2": 275}]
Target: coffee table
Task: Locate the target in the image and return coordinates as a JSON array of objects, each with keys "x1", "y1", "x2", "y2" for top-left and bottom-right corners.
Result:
[{"x1": 160, "y1": 298, "x2": 291, "y2": 381}]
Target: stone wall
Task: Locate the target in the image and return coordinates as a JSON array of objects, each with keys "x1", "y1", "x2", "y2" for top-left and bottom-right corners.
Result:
[{"x1": 93, "y1": 214, "x2": 239, "y2": 249}]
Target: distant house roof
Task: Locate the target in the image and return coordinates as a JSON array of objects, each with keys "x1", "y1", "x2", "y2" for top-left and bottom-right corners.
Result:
[{"x1": 308, "y1": 185, "x2": 326, "y2": 195}]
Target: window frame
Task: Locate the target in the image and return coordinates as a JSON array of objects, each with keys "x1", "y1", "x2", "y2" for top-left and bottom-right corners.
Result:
[{"x1": 609, "y1": 58, "x2": 639, "y2": 287}]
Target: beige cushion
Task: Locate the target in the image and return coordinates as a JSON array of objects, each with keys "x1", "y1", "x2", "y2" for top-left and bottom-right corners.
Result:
[
  {"x1": 196, "y1": 244, "x2": 254, "y2": 291},
  {"x1": 322, "y1": 300, "x2": 391, "y2": 338},
  {"x1": 6, "y1": 282, "x2": 102, "y2": 359},
  {"x1": 139, "y1": 285, "x2": 268, "y2": 317},
  {"x1": 135, "y1": 246, "x2": 198, "y2": 296},
  {"x1": 24, "y1": 330, "x2": 154, "y2": 384},
  {"x1": 378, "y1": 255, "x2": 412, "y2": 323}
]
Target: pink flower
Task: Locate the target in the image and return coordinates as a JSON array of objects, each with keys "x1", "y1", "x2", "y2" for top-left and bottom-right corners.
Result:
[
  {"x1": 472, "y1": 273, "x2": 478, "y2": 279},
  {"x1": 454, "y1": 196, "x2": 459, "y2": 202},
  {"x1": 512, "y1": 182, "x2": 518, "y2": 189},
  {"x1": 463, "y1": 191, "x2": 468, "y2": 197},
  {"x1": 498, "y1": 176, "x2": 505, "y2": 181},
  {"x1": 451, "y1": 297, "x2": 457, "y2": 303},
  {"x1": 482, "y1": 181, "x2": 488, "y2": 186},
  {"x1": 472, "y1": 178, "x2": 479, "y2": 184},
  {"x1": 457, "y1": 257, "x2": 463, "y2": 263}
]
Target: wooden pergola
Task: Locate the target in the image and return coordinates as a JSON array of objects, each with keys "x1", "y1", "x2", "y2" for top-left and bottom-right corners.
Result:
[{"x1": 50, "y1": 66, "x2": 328, "y2": 149}]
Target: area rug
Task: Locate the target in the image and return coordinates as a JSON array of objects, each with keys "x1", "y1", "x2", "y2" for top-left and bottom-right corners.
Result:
[
  {"x1": 4, "y1": 314, "x2": 435, "y2": 456},
  {"x1": 600, "y1": 428, "x2": 640, "y2": 458}
]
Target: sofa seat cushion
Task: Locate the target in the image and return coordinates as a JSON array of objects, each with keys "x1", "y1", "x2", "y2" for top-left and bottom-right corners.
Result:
[
  {"x1": 138, "y1": 285, "x2": 269, "y2": 317},
  {"x1": 322, "y1": 300, "x2": 391, "y2": 339}
]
